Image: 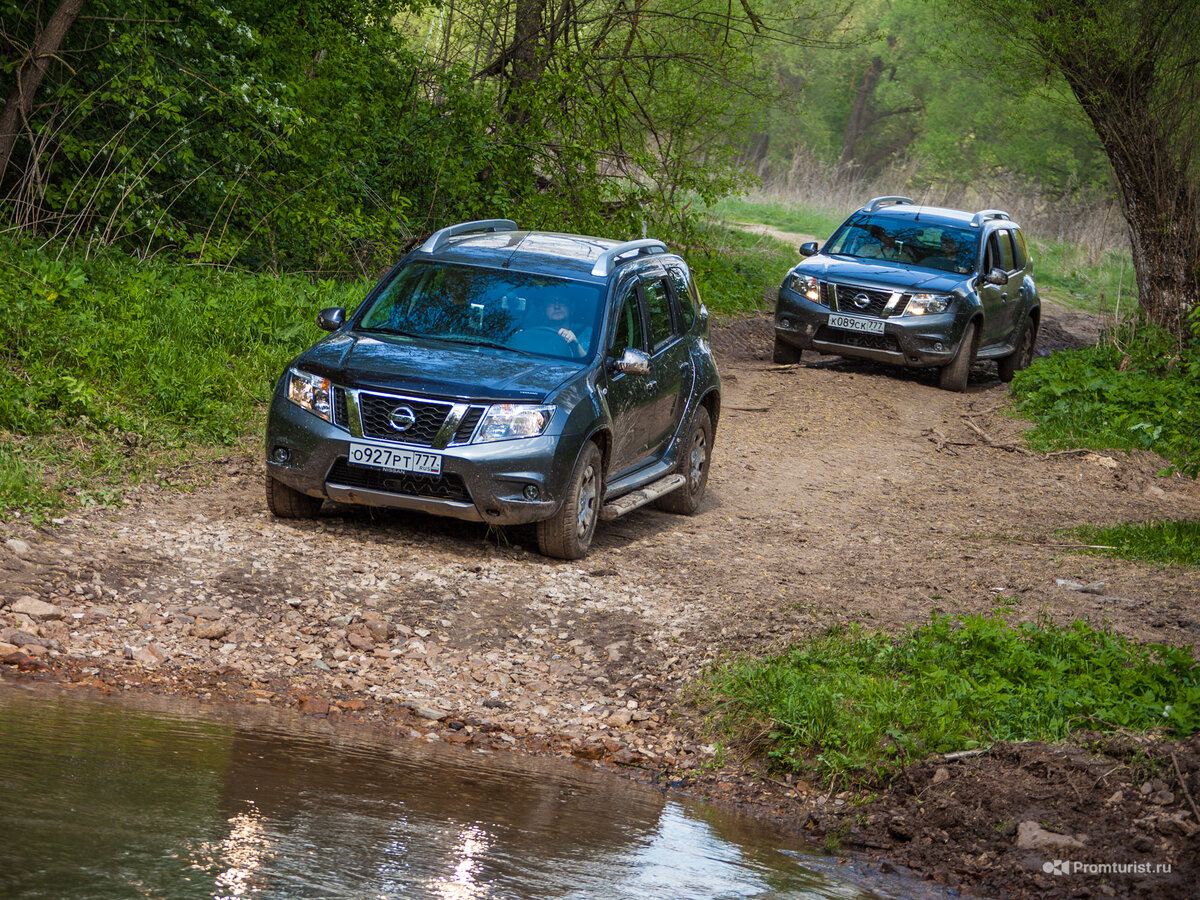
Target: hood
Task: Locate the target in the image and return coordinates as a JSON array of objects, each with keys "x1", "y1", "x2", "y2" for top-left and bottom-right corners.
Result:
[
  {"x1": 797, "y1": 255, "x2": 970, "y2": 293},
  {"x1": 293, "y1": 332, "x2": 581, "y2": 402}
]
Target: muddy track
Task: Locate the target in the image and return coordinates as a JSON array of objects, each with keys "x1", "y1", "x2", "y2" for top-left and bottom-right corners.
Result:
[{"x1": 3, "y1": 305, "x2": 1199, "y2": 898}]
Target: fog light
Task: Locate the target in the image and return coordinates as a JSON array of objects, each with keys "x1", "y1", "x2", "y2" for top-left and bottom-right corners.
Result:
[
  {"x1": 935, "y1": 342, "x2": 944, "y2": 352},
  {"x1": 779, "y1": 317, "x2": 792, "y2": 329},
  {"x1": 523, "y1": 484, "x2": 540, "y2": 500},
  {"x1": 271, "y1": 446, "x2": 291, "y2": 464}
]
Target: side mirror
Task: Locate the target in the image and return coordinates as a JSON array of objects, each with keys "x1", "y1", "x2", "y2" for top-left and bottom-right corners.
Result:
[
  {"x1": 317, "y1": 307, "x2": 346, "y2": 331},
  {"x1": 611, "y1": 347, "x2": 651, "y2": 376},
  {"x1": 984, "y1": 269, "x2": 1007, "y2": 286},
  {"x1": 799, "y1": 241, "x2": 819, "y2": 257}
]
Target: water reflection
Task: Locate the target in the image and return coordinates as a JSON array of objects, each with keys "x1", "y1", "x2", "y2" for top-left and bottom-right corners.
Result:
[{"x1": 0, "y1": 683, "x2": 897, "y2": 899}]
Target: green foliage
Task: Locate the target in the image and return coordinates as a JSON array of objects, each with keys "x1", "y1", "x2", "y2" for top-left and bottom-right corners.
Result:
[
  {"x1": 1073, "y1": 520, "x2": 1200, "y2": 568},
  {"x1": 707, "y1": 614, "x2": 1200, "y2": 785},
  {"x1": 1010, "y1": 322, "x2": 1200, "y2": 477},
  {"x1": 686, "y1": 225, "x2": 797, "y2": 315},
  {"x1": 0, "y1": 236, "x2": 366, "y2": 513}
]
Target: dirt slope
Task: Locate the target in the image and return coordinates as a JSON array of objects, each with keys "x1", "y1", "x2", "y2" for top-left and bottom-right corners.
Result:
[{"x1": 2, "y1": 304, "x2": 1198, "y2": 898}]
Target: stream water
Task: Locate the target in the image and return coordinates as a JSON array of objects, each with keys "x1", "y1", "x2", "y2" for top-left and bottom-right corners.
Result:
[{"x1": 0, "y1": 681, "x2": 927, "y2": 899}]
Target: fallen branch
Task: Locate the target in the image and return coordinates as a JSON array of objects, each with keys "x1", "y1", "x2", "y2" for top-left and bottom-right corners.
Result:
[
  {"x1": 1171, "y1": 752, "x2": 1200, "y2": 824},
  {"x1": 943, "y1": 748, "x2": 989, "y2": 761}
]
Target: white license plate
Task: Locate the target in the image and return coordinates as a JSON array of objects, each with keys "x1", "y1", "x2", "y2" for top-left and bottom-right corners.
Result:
[
  {"x1": 348, "y1": 442, "x2": 442, "y2": 476},
  {"x1": 828, "y1": 313, "x2": 885, "y2": 335}
]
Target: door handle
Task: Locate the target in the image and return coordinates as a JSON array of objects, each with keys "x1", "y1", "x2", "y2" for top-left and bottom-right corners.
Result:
[
  {"x1": 645, "y1": 380, "x2": 658, "y2": 393},
  {"x1": 679, "y1": 362, "x2": 690, "y2": 373}
]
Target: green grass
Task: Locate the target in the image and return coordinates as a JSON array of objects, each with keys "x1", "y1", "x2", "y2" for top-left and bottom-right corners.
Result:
[
  {"x1": 0, "y1": 237, "x2": 367, "y2": 519},
  {"x1": 706, "y1": 613, "x2": 1199, "y2": 786},
  {"x1": 1010, "y1": 321, "x2": 1200, "y2": 477},
  {"x1": 1073, "y1": 520, "x2": 1200, "y2": 567},
  {"x1": 1028, "y1": 240, "x2": 1137, "y2": 315},
  {"x1": 703, "y1": 196, "x2": 845, "y2": 242},
  {"x1": 688, "y1": 222, "x2": 797, "y2": 315}
]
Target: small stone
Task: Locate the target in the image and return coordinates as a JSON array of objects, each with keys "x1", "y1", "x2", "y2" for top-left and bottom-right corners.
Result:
[
  {"x1": 192, "y1": 621, "x2": 228, "y2": 640},
  {"x1": 931, "y1": 767, "x2": 950, "y2": 784},
  {"x1": 414, "y1": 706, "x2": 447, "y2": 722},
  {"x1": 131, "y1": 644, "x2": 167, "y2": 666},
  {"x1": 5, "y1": 538, "x2": 31, "y2": 557},
  {"x1": 1016, "y1": 821, "x2": 1085, "y2": 851},
  {"x1": 1149, "y1": 790, "x2": 1175, "y2": 805},
  {"x1": 11, "y1": 598, "x2": 63, "y2": 621}
]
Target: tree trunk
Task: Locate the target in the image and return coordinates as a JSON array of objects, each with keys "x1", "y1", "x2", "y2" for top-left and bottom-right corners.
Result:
[
  {"x1": 1060, "y1": 63, "x2": 1199, "y2": 336},
  {"x1": 0, "y1": 0, "x2": 85, "y2": 183}
]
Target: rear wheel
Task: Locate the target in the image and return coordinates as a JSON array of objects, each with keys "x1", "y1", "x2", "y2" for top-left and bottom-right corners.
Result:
[
  {"x1": 997, "y1": 317, "x2": 1036, "y2": 382},
  {"x1": 939, "y1": 321, "x2": 977, "y2": 392},
  {"x1": 773, "y1": 336, "x2": 803, "y2": 364},
  {"x1": 537, "y1": 442, "x2": 602, "y2": 560},
  {"x1": 265, "y1": 473, "x2": 323, "y2": 518},
  {"x1": 655, "y1": 407, "x2": 713, "y2": 515}
]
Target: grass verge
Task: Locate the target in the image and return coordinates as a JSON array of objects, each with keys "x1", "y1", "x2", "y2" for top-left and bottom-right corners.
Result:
[
  {"x1": 1072, "y1": 520, "x2": 1200, "y2": 567},
  {"x1": 1010, "y1": 320, "x2": 1200, "y2": 477},
  {"x1": 0, "y1": 237, "x2": 367, "y2": 520},
  {"x1": 705, "y1": 613, "x2": 1199, "y2": 786}
]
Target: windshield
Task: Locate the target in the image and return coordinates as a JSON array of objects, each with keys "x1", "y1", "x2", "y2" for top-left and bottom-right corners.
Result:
[
  {"x1": 825, "y1": 214, "x2": 978, "y2": 274},
  {"x1": 358, "y1": 261, "x2": 604, "y2": 361}
]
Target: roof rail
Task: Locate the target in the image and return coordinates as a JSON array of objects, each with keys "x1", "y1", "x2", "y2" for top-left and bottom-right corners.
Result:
[
  {"x1": 591, "y1": 239, "x2": 669, "y2": 277},
  {"x1": 970, "y1": 209, "x2": 1010, "y2": 227},
  {"x1": 418, "y1": 219, "x2": 518, "y2": 254},
  {"x1": 865, "y1": 196, "x2": 913, "y2": 213}
]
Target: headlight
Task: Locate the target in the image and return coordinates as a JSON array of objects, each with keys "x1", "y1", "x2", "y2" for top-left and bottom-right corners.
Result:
[
  {"x1": 476, "y1": 404, "x2": 555, "y2": 442},
  {"x1": 788, "y1": 272, "x2": 824, "y2": 305},
  {"x1": 902, "y1": 293, "x2": 951, "y2": 316},
  {"x1": 285, "y1": 368, "x2": 333, "y2": 422}
]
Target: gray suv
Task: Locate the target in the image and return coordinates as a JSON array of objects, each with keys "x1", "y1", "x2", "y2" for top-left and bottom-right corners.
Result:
[
  {"x1": 265, "y1": 219, "x2": 721, "y2": 559},
  {"x1": 773, "y1": 197, "x2": 1040, "y2": 390}
]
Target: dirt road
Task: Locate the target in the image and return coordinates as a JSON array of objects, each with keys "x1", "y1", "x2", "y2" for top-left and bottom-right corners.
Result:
[{"x1": 3, "y1": 306, "x2": 1199, "y2": 897}]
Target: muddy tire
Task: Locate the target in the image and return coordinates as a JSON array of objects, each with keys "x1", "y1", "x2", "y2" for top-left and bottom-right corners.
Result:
[
  {"x1": 265, "y1": 474, "x2": 323, "y2": 518},
  {"x1": 537, "y1": 442, "x2": 602, "y2": 560},
  {"x1": 773, "y1": 336, "x2": 803, "y2": 364},
  {"x1": 939, "y1": 321, "x2": 977, "y2": 392},
  {"x1": 655, "y1": 406, "x2": 713, "y2": 515},
  {"x1": 997, "y1": 317, "x2": 1037, "y2": 382}
]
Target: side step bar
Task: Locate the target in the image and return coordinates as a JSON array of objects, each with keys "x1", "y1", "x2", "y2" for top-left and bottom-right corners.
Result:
[{"x1": 600, "y1": 474, "x2": 685, "y2": 521}]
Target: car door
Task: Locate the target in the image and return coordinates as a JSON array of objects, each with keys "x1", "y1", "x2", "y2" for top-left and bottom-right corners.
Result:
[
  {"x1": 603, "y1": 281, "x2": 660, "y2": 480},
  {"x1": 640, "y1": 272, "x2": 689, "y2": 459},
  {"x1": 979, "y1": 229, "x2": 1021, "y2": 346}
]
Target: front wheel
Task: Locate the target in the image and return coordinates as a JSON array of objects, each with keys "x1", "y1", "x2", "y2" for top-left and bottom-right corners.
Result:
[
  {"x1": 265, "y1": 474, "x2": 323, "y2": 518},
  {"x1": 939, "y1": 321, "x2": 977, "y2": 392},
  {"x1": 537, "y1": 442, "x2": 603, "y2": 560},
  {"x1": 773, "y1": 336, "x2": 803, "y2": 364},
  {"x1": 655, "y1": 406, "x2": 713, "y2": 515},
  {"x1": 997, "y1": 317, "x2": 1036, "y2": 382}
]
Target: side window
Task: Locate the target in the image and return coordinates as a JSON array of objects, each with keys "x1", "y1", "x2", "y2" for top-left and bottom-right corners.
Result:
[
  {"x1": 1011, "y1": 228, "x2": 1029, "y2": 269},
  {"x1": 642, "y1": 277, "x2": 676, "y2": 352},
  {"x1": 608, "y1": 286, "x2": 644, "y2": 357},
  {"x1": 995, "y1": 230, "x2": 1016, "y2": 271},
  {"x1": 669, "y1": 267, "x2": 696, "y2": 330}
]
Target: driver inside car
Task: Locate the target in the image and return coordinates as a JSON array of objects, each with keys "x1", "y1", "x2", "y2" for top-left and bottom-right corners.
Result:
[{"x1": 526, "y1": 294, "x2": 591, "y2": 358}]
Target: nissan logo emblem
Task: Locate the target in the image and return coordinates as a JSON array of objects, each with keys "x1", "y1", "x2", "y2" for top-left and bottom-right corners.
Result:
[
  {"x1": 388, "y1": 405, "x2": 417, "y2": 432},
  {"x1": 853, "y1": 293, "x2": 871, "y2": 309}
]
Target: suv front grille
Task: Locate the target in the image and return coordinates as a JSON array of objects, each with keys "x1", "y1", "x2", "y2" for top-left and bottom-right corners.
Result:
[
  {"x1": 358, "y1": 393, "x2": 451, "y2": 445},
  {"x1": 831, "y1": 284, "x2": 894, "y2": 317},
  {"x1": 326, "y1": 459, "x2": 471, "y2": 502}
]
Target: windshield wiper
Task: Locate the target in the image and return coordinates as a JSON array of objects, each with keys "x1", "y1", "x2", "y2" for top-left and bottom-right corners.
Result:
[{"x1": 361, "y1": 325, "x2": 422, "y2": 338}]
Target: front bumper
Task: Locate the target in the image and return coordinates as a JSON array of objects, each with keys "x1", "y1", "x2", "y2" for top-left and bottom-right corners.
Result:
[
  {"x1": 775, "y1": 287, "x2": 969, "y2": 368},
  {"x1": 265, "y1": 391, "x2": 577, "y2": 526}
]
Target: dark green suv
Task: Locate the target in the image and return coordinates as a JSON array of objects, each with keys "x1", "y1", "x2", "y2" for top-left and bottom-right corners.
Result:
[
  {"x1": 264, "y1": 220, "x2": 721, "y2": 559},
  {"x1": 774, "y1": 197, "x2": 1040, "y2": 390}
]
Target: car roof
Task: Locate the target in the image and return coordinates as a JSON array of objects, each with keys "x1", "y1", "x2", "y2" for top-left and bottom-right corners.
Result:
[
  {"x1": 417, "y1": 224, "x2": 677, "y2": 282},
  {"x1": 856, "y1": 199, "x2": 1019, "y2": 231}
]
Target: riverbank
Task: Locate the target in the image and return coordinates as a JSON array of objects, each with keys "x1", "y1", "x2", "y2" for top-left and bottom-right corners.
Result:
[{"x1": 4, "y1": 311, "x2": 1199, "y2": 898}]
